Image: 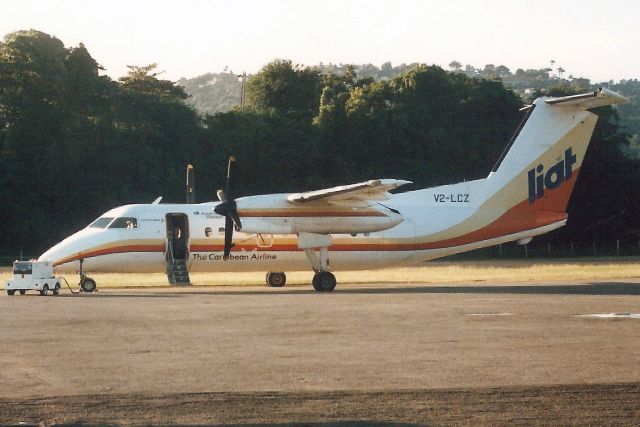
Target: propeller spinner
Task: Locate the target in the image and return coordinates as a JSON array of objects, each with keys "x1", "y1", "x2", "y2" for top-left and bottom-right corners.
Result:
[{"x1": 213, "y1": 156, "x2": 241, "y2": 260}]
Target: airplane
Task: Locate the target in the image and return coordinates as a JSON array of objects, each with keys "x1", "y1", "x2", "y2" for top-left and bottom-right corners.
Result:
[{"x1": 39, "y1": 88, "x2": 627, "y2": 292}]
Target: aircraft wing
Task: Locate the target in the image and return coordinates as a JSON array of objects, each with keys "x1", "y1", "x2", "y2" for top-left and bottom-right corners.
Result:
[{"x1": 287, "y1": 179, "x2": 411, "y2": 204}]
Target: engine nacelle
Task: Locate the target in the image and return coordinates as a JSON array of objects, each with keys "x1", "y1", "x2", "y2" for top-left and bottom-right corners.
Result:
[
  {"x1": 238, "y1": 213, "x2": 402, "y2": 235},
  {"x1": 232, "y1": 193, "x2": 404, "y2": 235}
]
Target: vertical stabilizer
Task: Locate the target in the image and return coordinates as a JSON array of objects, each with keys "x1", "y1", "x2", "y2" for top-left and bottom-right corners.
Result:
[{"x1": 487, "y1": 88, "x2": 627, "y2": 214}]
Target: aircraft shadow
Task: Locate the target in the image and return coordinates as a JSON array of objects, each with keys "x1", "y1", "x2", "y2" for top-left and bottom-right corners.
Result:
[
  {"x1": 53, "y1": 423, "x2": 418, "y2": 427},
  {"x1": 335, "y1": 282, "x2": 640, "y2": 296},
  {"x1": 61, "y1": 281, "x2": 640, "y2": 298}
]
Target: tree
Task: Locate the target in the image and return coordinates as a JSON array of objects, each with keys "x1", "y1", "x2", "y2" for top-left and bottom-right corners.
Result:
[
  {"x1": 246, "y1": 59, "x2": 322, "y2": 118},
  {"x1": 119, "y1": 63, "x2": 188, "y2": 100},
  {"x1": 380, "y1": 61, "x2": 393, "y2": 78},
  {"x1": 448, "y1": 60, "x2": 462, "y2": 71},
  {"x1": 495, "y1": 65, "x2": 511, "y2": 77},
  {"x1": 0, "y1": 31, "x2": 203, "y2": 254},
  {"x1": 0, "y1": 30, "x2": 72, "y2": 252},
  {"x1": 482, "y1": 64, "x2": 497, "y2": 78}
]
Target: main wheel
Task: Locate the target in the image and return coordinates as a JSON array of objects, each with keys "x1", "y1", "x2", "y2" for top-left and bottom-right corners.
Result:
[
  {"x1": 7, "y1": 290, "x2": 15, "y2": 296},
  {"x1": 40, "y1": 284, "x2": 49, "y2": 296},
  {"x1": 312, "y1": 271, "x2": 337, "y2": 292},
  {"x1": 19, "y1": 290, "x2": 26, "y2": 295},
  {"x1": 80, "y1": 278, "x2": 97, "y2": 293},
  {"x1": 53, "y1": 283, "x2": 60, "y2": 296},
  {"x1": 266, "y1": 272, "x2": 286, "y2": 287}
]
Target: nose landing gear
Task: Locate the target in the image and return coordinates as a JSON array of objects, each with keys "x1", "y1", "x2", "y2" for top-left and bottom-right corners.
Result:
[{"x1": 78, "y1": 258, "x2": 97, "y2": 293}]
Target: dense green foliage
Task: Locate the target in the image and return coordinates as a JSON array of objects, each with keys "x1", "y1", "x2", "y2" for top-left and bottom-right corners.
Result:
[
  {"x1": 181, "y1": 63, "x2": 640, "y2": 153},
  {"x1": 0, "y1": 30, "x2": 202, "y2": 254},
  {"x1": 1, "y1": 30, "x2": 639, "y2": 258}
]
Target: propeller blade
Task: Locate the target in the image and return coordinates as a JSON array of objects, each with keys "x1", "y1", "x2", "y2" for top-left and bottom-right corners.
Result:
[
  {"x1": 216, "y1": 155, "x2": 239, "y2": 261},
  {"x1": 230, "y1": 209, "x2": 242, "y2": 231},
  {"x1": 223, "y1": 215, "x2": 234, "y2": 260},
  {"x1": 225, "y1": 156, "x2": 236, "y2": 200}
]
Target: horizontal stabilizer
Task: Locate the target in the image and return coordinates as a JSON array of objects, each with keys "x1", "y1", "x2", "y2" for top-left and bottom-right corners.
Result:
[
  {"x1": 288, "y1": 179, "x2": 411, "y2": 204},
  {"x1": 545, "y1": 88, "x2": 628, "y2": 109}
]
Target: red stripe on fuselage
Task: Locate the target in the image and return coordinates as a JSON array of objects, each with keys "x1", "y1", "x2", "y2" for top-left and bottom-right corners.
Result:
[
  {"x1": 237, "y1": 210, "x2": 387, "y2": 217},
  {"x1": 53, "y1": 175, "x2": 576, "y2": 266}
]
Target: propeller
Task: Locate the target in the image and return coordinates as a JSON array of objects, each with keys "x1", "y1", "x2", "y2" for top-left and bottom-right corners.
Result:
[{"x1": 213, "y1": 156, "x2": 242, "y2": 260}]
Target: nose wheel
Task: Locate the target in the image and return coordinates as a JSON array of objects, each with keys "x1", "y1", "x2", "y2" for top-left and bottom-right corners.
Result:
[
  {"x1": 80, "y1": 277, "x2": 97, "y2": 293},
  {"x1": 77, "y1": 258, "x2": 97, "y2": 293}
]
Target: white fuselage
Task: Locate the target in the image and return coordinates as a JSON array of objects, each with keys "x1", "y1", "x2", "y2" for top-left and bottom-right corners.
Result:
[{"x1": 38, "y1": 181, "x2": 564, "y2": 275}]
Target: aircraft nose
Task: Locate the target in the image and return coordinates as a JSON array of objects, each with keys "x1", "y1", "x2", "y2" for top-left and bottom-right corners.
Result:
[
  {"x1": 38, "y1": 239, "x2": 78, "y2": 271},
  {"x1": 38, "y1": 228, "x2": 100, "y2": 272},
  {"x1": 39, "y1": 241, "x2": 69, "y2": 264}
]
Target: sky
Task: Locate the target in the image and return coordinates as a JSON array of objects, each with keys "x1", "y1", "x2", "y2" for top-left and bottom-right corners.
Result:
[{"x1": 2, "y1": 0, "x2": 639, "y2": 83}]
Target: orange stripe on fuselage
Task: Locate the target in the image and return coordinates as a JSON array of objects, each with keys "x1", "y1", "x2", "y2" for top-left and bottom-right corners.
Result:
[
  {"x1": 53, "y1": 244, "x2": 165, "y2": 267},
  {"x1": 237, "y1": 210, "x2": 387, "y2": 217},
  {"x1": 54, "y1": 172, "x2": 577, "y2": 265}
]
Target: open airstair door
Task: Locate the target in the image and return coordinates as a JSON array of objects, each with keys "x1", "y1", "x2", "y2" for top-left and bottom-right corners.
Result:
[{"x1": 166, "y1": 213, "x2": 191, "y2": 285}]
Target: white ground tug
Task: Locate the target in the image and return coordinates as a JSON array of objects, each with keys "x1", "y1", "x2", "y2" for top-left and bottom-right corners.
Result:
[{"x1": 4, "y1": 260, "x2": 62, "y2": 296}]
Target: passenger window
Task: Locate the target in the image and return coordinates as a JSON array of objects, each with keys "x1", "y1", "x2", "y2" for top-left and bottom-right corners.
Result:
[{"x1": 109, "y1": 217, "x2": 138, "y2": 229}]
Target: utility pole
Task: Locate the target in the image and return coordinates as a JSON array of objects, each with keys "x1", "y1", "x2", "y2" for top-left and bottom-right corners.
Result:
[{"x1": 237, "y1": 71, "x2": 247, "y2": 112}]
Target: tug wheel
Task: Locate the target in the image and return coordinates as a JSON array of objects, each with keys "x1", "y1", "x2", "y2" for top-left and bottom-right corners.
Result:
[
  {"x1": 312, "y1": 271, "x2": 337, "y2": 292},
  {"x1": 7, "y1": 290, "x2": 15, "y2": 296},
  {"x1": 19, "y1": 290, "x2": 26, "y2": 295},
  {"x1": 266, "y1": 272, "x2": 286, "y2": 287},
  {"x1": 80, "y1": 278, "x2": 97, "y2": 293}
]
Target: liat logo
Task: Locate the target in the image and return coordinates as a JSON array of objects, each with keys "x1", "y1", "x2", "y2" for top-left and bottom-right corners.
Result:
[{"x1": 528, "y1": 148, "x2": 577, "y2": 203}]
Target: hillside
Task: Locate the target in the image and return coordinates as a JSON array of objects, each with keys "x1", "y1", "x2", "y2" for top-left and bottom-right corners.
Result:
[
  {"x1": 178, "y1": 63, "x2": 640, "y2": 150},
  {"x1": 176, "y1": 72, "x2": 244, "y2": 114}
]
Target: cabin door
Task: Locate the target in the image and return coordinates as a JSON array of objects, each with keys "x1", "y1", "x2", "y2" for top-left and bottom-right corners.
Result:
[{"x1": 166, "y1": 213, "x2": 189, "y2": 262}]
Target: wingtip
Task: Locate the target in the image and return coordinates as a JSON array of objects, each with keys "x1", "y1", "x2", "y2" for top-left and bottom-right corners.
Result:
[{"x1": 379, "y1": 179, "x2": 413, "y2": 188}]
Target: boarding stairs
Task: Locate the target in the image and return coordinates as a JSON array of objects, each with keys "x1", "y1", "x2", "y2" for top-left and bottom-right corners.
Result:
[{"x1": 167, "y1": 258, "x2": 191, "y2": 285}]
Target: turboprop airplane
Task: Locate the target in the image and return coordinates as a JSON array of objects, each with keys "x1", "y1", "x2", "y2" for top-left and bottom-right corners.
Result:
[{"x1": 39, "y1": 88, "x2": 627, "y2": 292}]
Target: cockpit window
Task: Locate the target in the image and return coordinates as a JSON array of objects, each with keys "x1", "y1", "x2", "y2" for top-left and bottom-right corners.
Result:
[
  {"x1": 109, "y1": 217, "x2": 138, "y2": 229},
  {"x1": 89, "y1": 217, "x2": 114, "y2": 228}
]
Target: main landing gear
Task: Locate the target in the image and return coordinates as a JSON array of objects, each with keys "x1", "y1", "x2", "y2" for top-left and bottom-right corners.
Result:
[
  {"x1": 312, "y1": 271, "x2": 336, "y2": 292},
  {"x1": 266, "y1": 272, "x2": 286, "y2": 287},
  {"x1": 264, "y1": 234, "x2": 338, "y2": 292},
  {"x1": 265, "y1": 270, "x2": 337, "y2": 292},
  {"x1": 300, "y1": 232, "x2": 337, "y2": 293}
]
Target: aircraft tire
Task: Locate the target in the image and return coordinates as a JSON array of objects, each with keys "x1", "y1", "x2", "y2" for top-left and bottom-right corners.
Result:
[
  {"x1": 53, "y1": 283, "x2": 60, "y2": 296},
  {"x1": 312, "y1": 271, "x2": 336, "y2": 292},
  {"x1": 266, "y1": 272, "x2": 286, "y2": 287},
  {"x1": 81, "y1": 278, "x2": 97, "y2": 293},
  {"x1": 7, "y1": 290, "x2": 15, "y2": 296},
  {"x1": 19, "y1": 290, "x2": 26, "y2": 295},
  {"x1": 40, "y1": 284, "x2": 49, "y2": 296}
]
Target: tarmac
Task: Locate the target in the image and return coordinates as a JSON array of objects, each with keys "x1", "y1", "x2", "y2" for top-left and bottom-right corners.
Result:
[{"x1": 1, "y1": 280, "x2": 640, "y2": 424}]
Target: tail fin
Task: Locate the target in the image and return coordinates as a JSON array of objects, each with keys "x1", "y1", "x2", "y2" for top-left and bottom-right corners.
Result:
[
  {"x1": 405, "y1": 89, "x2": 627, "y2": 253},
  {"x1": 487, "y1": 88, "x2": 627, "y2": 214}
]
